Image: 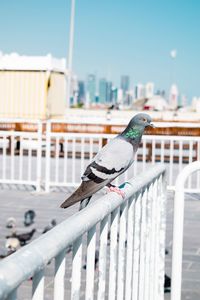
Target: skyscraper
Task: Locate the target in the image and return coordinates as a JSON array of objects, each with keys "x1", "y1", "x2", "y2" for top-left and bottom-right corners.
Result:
[
  {"x1": 99, "y1": 78, "x2": 107, "y2": 103},
  {"x1": 106, "y1": 81, "x2": 112, "y2": 103},
  {"x1": 77, "y1": 81, "x2": 85, "y2": 104},
  {"x1": 86, "y1": 74, "x2": 96, "y2": 103},
  {"x1": 120, "y1": 75, "x2": 130, "y2": 94}
]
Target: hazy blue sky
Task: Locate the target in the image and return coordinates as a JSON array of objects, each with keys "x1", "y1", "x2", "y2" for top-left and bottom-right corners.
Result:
[{"x1": 0, "y1": 0, "x2": 199, "y2": 100}]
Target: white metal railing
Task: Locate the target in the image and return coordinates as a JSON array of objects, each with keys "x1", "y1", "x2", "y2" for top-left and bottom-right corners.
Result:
[
  {"x1": 171, "y1": 161, "x2": 200, "y2": 300},
  {"x1": 45, "y1": 120, "x2": 200, "y2": 192},
  {"x1": 0, "y1": 120, "x2": 43, "y2": 192},
  {"x1": 0, "y1": 165, "x2": 166, "y2": 300},
  {"x1": 0, "y1": 119, "x2": 200, "y2": 192}
]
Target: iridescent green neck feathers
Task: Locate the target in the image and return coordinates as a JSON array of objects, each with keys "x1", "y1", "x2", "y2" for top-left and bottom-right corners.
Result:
[
  {"x1": 122, "y1": 125, "x2": 144, "y2": 140},
  {"x1": 124, "y1": 128, "x2": 141, "y2": 139}
]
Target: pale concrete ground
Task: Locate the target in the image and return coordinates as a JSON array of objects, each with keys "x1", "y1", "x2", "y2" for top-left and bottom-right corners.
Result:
[{"x1": 0, "y1": 186, "x2": 200, "y2": 299}]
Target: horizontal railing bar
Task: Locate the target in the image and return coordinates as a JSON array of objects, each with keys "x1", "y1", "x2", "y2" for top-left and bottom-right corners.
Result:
[
  {"x1": 46, "y1": 119, "x2": 200, "y2": 128},
  {"x1": 0, "y1": 131, "x2": 41, "y2": 137},
  {"x1": 0, "y1": 164, "x2": 166, "y2": 299},
  {"x1": 167, "y1": 186, "x2": 200, "y2": 193},
  {"x1": 26, "y1": 131, "x2": 200, "y2": 141},
  {"x1": 0, "y1": 119, "x2": 42, "y2": 123}
]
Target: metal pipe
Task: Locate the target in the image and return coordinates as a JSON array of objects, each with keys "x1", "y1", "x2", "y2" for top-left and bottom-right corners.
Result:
[{"x1": 66, "y1": 0, "x2": 76, "y2": 108}]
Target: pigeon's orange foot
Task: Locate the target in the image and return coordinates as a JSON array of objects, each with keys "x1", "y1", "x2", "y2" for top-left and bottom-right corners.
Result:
[{"x1": 107, "y1": 186, "x2": 126, "y2": 198}]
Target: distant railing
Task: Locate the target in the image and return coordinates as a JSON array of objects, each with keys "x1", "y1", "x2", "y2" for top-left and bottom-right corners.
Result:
[
  {"x1": 0, "y1": 165, "x2": 166, "y2": 300},
  {"x1": 0, "y1": 119, "x2": 200, "y2": 192},
  {"x1": 45, "y1": 120, "x2": 200, "y2": 193}
]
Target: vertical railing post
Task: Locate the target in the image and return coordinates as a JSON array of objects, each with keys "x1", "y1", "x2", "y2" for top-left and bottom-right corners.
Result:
[
  {"x1": 138, "y1": 189, "x2": 147, "y2": 300},
  {"x1": 85, "y1": 226, "x2": 96, "y2": 300},
  {"x1": 71, "y1": 236, "x2": 83, "y2": 300},
  {"x1": 132, "y1": 193, "x2": 142, "y2": 300},
  {"x1": 97, "y1": 216, "x2": 109, "y2": 300},
  {"x1": 117, "y1": 202, "x2": 128, "y2": 300},
  {"x1": 36, "y1": 121, "x2": 42, "y2": 192},
  {"x1": 108, "y1": 208, "x2": 120, "y2": 300},
  {"x1": 125, "y1": 197, "x2": 135, "y2": 300},
  {"x1": 158, "y1": 172, "x2": 167, "y2": 299},
  {"x1": 32, "y1": 270, "x2": 44, "y2": 300},
  {"x1": 45, "y1": 120, "x2": 51, "y2": 192},
  {"x1": 54, "y1": 249, "x2": 66, "y2": 300}
]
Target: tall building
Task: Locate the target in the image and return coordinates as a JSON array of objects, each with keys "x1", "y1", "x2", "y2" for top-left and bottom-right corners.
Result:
[
  {"x1": 86, "y1": 74, "x2": 96, "y2": 103},
  {"x1": 106, "y1": 81, "x2": 112, "y2": 103},
  {"x1": 145, "y1": 82, "x2": 154, "y2": 98},
  {"x1": 99, "y1": 79, "x2": 113, "y2": 104},
  {"x1": 120, "y1": 75, "x2": 130, "y2": 94},
  {"x1": 111, "y1": 87, "x2": 118, "y2": 104},
  {"x1": 135, "y1": 84, "x2": 145, "y2": 99},
  {"x1": 99, "y1": 78, "x2": 107, "y2": 103},
  {"x1": 77, "y1": 81, "x2": 85, "y2": 104}
]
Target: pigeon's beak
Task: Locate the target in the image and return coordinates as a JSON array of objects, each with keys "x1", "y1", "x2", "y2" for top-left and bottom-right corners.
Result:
[{"x1": 149, "y1": 122, "x2": 156, "y2": 128}]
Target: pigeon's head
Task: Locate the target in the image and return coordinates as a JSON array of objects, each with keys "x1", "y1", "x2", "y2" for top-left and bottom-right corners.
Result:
[{"x1": 130, "y1": 113, "x2": 154, "y2": 128}]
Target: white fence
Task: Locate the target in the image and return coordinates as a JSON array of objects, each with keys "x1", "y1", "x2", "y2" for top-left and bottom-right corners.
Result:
[
  {"x1": 171, "y1": 161, "x2": 200, "y2": 300},
  {"x1": 0, "y1": 120, "x2": 200, "y2": 192},
  {"x1": 0, "y1": 164, "x2": 166, "y2": 300},
  {"x1": 0, "y1": 120, "x2": 43, "y2": 191}
]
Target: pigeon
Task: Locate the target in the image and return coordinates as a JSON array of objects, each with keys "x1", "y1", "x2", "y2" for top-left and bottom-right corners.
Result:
[
  {"x1": 6, "y1": 229, "x2": 36, "y2": 246},
  {"x1": 6, "y1": 217, "x2": 17, "y2": 229},
  {"x1": 42, "y1": 219, "x2": 57, "y2": 234},
  {"x1": 24, "y1": 210, "x2": 36, "y2": 227},
  {"x1": 60, "y1": 113, "x2": 154, "y2": 210}
]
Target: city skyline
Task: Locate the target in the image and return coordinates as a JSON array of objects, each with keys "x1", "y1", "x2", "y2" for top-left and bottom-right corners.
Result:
[{"x1": 0, "y1": 1, "x2": 200, "y2": 100}]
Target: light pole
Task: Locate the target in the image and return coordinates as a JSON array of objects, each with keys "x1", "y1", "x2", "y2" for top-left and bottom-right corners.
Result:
[
  {"x1": 170, "y1": 49, "x2": 177, "y2": 85},
  {"x1": 66, "y1": 0, "x2": 76, "y2": 109}
]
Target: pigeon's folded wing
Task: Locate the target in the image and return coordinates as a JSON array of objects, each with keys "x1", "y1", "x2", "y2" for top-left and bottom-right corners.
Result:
[{"x1": 82, "y1": 138, "x2": 134, "y2": 183}]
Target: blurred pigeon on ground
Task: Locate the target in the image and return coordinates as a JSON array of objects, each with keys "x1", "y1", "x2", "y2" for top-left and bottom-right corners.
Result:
[
  {"x1": 42, "y1": 219, "x2": 57, "y2": 234},
  {"x1": 60, "y1": 113, "x2": 154, "y2": 210},
  {"x1": 6, "y1": 229, "x2": 36, "y2": 246},
  {"x1": 6, "y1": 217, "x2": 17, "y2": 229},
  {"x1": 5, "y1": 237, "x2": 20, "y2": 252},
  {"x1": 24, "y1": 210, "x2": 36, "y2": 227}
]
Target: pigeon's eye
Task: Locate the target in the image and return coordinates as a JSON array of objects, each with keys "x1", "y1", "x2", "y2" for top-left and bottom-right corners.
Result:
[{"x1": 142, "y1": 118, "x2": 147, "y2": 122}]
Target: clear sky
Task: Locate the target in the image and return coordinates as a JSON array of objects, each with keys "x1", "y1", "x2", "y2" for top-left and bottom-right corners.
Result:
[{"x1": 0, "y1": 0, "x2": 200, "y2": 100}]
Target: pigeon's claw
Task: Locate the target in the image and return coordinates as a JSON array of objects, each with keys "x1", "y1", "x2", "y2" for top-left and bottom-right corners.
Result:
[{"x1": 106, "y1": 186, "x2": 126, "y2": 199}]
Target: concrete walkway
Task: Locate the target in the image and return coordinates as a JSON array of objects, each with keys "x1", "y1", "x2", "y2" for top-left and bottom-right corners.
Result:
[{"x1": 0, "y1": 186, "x2": 199, "y2": 299}]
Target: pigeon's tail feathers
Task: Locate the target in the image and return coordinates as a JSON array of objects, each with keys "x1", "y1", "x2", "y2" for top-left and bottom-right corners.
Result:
[
  {"x1": 60, "y1": 180, "x2": 105, "y2": 209},
  {"x1": 60, "y1": 187, "x2": 84, "y2": 209}
]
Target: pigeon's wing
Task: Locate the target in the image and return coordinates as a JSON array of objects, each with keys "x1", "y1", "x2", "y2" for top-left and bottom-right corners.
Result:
[
  {"x1": 82, "y1": 138, "x2": 134, "y2": 183},
  {"x1": 60, "y1": 138, "x2": 134, "y2": 209}
]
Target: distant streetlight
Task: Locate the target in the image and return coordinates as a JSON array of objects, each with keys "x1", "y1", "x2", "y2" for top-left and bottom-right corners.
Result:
[
  {"x1": 170, "y1": 49, "x2": 177, "y2": 59},
  {"x1": 170, "y1": 49, "x2": 177, "y2": 84},
  {"x1": 66, "y1": 0, "x2": 76, "y2": 109}
]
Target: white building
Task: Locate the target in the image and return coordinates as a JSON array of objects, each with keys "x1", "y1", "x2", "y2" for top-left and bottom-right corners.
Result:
[
  {"x1": 135, "y1": 84, "x2": 145, "y2": 99},
  {"x1": 145, "y1": 82, "x2": 154, "y2": 98}
]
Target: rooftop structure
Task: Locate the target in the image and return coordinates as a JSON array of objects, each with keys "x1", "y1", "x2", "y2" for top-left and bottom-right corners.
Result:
[{"x1": 0, "y1": 53, "x2": 67, "y2": 119}]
